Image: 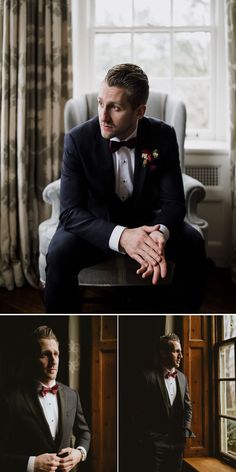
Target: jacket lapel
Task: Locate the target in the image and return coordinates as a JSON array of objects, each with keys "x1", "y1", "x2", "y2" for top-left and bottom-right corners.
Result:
[
  {"x1": 56, "y1": 383, "x2": 67, "y2": 450},
  {"x1": 156, "y1": 371, "x2": 171, "y2": 416},
  {"x1": 132, "y1": 117, "x2": 154, "y2": 201},
  {"x1": 95, "y1": 128, "x2": 115, "y2": 196},
  {"x1": 23, "y1": 388, "x2": 55, "y2": 447},
  {"x1": 132, "y1": 147, "x2": 148, "y2": 201},
  {"x1": 176, "y1": 371, "x2": 185, "y2": 408}
]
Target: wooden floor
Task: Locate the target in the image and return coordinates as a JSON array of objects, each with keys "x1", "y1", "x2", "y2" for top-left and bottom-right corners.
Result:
[
  {"x1": 0, "y1": 265, "x2": 235, "y2": 314},
  {"x1": 0, "y1": 284, "x2": 44, "y2": 314}
]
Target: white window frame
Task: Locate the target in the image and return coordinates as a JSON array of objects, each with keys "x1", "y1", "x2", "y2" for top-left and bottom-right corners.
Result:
[
  {"x1": 72, "y1": 0, "x2": 227, "y2": 143},
  {"x1": 217, "y1": 336, "x2": 236, "y2": 467}
]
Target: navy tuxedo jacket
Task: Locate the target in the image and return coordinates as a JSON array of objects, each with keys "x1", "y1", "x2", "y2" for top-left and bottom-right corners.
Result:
[
  {"x1": 0, "y1": 382, "x2": 90, "y2": 472},
  {"x1": 60, "y1": 116, "x2": 186, "y2": 252},
  {"x1": 134, "y1": 368, "x2": 194, "y2": 442}
]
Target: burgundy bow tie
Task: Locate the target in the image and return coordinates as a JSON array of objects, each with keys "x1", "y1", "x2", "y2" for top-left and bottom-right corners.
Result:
[
  {"x1": 165, "y1": 371, "x2": 177, "y2": 379},
  {"x1": 41, "y1": 384, "x2": 59, "y2": 397},
  {"x1": 109, "y1": 137, "x2": 137, "y2": 153}
]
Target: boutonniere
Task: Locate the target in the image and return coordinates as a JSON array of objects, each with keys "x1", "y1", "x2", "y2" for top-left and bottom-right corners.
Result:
[{"x1": 141, "y1": 149, "x2": 159, "y2": 168}]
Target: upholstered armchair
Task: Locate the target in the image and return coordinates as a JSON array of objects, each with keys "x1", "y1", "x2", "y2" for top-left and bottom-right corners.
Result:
[{"x1": 38, "y1": 92, "x2": 208, "y2": 285}]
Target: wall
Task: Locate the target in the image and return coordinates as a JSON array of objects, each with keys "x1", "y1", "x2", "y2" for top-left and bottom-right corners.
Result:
[{"x1": 185, "y1": 144, "x2": 231, "y2": 267}]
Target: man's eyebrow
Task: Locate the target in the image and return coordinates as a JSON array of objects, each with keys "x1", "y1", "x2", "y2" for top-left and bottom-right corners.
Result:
[
  {"x1": 41, "y1": 349, "x2": 59, "y2": 354},
  {"x1": 97, "y1": 97, "x2": 123, "y2": 106}
]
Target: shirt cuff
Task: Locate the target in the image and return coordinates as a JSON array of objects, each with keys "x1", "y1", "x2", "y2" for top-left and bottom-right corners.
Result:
[
  {"x1": 27, "y1": 456, "x2": 35, "y2": 472},
  {"x1": 158, "y1": 224, "x2": 170, "y2": 242},
  {"x1": 77, "y1": 446, "x2": 87, "y2": 461},
  {"x1": 109, "y1": 225, "x2": 126, "y2": 253}
]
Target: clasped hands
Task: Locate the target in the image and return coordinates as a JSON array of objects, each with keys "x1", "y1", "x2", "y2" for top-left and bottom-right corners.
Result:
[
  {"x1": 34, "y1": 447, "x2": 82, "y2": 472},
  {"x1": 119, "y1": 224, "x2": 167, "y2": 285}
]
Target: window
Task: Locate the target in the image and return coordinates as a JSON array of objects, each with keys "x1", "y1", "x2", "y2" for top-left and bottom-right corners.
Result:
[
  {"x1": 217, "y1": 315, "x2": 236, "y2": 467},
  {"x1": 73, "y1": 0, "x2": 227, "y2": 141}
]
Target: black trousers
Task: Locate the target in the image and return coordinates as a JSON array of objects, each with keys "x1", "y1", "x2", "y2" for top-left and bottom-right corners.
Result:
[
  {"x1": 44, "y1": 221, "x2": 206, "y2": 313},
  {"x1": 141, "y1": 436, "x2": 185, "y2": 472}
]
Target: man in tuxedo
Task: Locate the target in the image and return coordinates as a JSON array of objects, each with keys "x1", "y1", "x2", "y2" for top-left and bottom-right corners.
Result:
[
  {"x1": 0, "y1": 325, "x2": 90, "y2": 472},
  {"x1": 45, "y1": 63, "x2": 206, "y2": 313},
  {"x1": 132, "y1": 333, "x2": 194, "y2": 472}
]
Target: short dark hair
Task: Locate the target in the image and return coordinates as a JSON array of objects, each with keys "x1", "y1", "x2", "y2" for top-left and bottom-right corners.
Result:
[
  {"x1": 104, "y1": 63, "x2": 149, "y2": 109},
  {"x1": 30, "y1": 326, "x2": 59, "y2": 355},
  {"x1": 159, "y1": 333, "x2": 181, "y2": 353}
]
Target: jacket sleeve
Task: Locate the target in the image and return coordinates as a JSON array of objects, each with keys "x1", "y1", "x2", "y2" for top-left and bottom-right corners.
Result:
[
  {"x1": 73, "y1": 391, "x2": 91, "y2": 452},
  {"x1": 60, "y1": 131, "x2": 116, "y2": 253},
  {"x1": 0, "y1": 394, "x2": 29, "y2": 472},
  {"x1": 184, "y1": 378, "x2": 195, "y2": 437},
  {"x1": 150, "y1": 126, "x2": 186, "y2": 232}
]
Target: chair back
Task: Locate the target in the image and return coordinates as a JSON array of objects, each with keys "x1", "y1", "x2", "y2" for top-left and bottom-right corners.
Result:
[{"x1": 64, "y1": 91, "x2": 186, "y2": 170}]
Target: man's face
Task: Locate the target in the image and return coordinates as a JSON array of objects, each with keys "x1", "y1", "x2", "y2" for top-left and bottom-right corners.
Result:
[
  {"x1": 36, "y1": 338, "x2": 59, "y2": 385},
  {"x1": 97, "y1": 81, "x2": 146, "y2": 140},
  {"x1": 163, "y1": 341, "x2": 183, "y2": 370}
]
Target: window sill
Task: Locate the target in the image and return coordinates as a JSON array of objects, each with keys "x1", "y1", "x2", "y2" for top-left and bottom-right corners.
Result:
[
  {"x1": 185, "y1": 140, "x2": 229, "y2": 155},
  {"x1": 183, "y1": 457, "x2": 235, "y2": 472}
]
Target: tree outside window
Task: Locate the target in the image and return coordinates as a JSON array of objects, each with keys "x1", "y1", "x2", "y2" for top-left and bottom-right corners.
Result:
[{"x1": 218, "y1": 315, "x2": 236, "y2": 466}]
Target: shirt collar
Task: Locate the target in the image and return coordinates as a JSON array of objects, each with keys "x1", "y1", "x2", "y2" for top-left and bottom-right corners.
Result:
[
  {"x1": 162, "y1": 366, "x2": 177, "y2": 377},
  {"x1": 110, "y1": 125, "x2": 138, "y2": 142},
  {"x1": 36, "y1": 379, "x2": 57, "y2": 392}
]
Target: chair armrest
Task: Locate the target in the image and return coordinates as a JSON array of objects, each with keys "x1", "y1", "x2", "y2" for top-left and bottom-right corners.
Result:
[
  {"x1": 38, "y1": 179, "x2": 61, "y2": 283},
  {"x1": 42, "y1": 179, "x2": 61, "y2": 225},
  {"x1": 182, "y1": 173, "x2": 208, "y2": 232}
]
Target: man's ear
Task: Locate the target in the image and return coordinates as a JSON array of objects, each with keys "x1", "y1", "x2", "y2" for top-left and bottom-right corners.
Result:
[{"x1": 136, "y1": 104, "x2": 146, "y2": 120}]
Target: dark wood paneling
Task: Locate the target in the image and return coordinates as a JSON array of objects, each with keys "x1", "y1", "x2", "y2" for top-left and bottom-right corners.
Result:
[
  {"x1": 91, "y1": 316, "x2": 117, "y2": 472},
  {"x1": 101, "y1": 315, "x2": 117, "y2": 340},
  {"x1": 190, "y1": 316, "x2": 205, "y2": 340},
  {"x1": 183, "y1": 316, "x2": 210, "y2": 457}
]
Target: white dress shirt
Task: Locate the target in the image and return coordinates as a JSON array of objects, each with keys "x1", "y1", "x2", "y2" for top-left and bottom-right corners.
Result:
[
  {"x1": 38, "y1": 383, "x2": 59, "y2": 439},
  {"x1": 26, "y1": 381, "x2": 86, "y2": 472},
  {"x1": 27, "y1": 380, "x2": 59, "y2": 472},
  {"x1": 108, "y1": 129, "x2": 169, "y2": 252},
  {"x1": 164, "y1": 370, "x2": 177, "y2": 406}
]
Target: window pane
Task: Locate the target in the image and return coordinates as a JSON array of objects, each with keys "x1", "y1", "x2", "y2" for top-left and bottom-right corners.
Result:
[
  {"x1": 134, "y1": 0, "x2": 171, "y2": 26},
  {"x1": 149, "y1": 78, "x2": 171, "y2": 94},
  {"x1": 219, "y1": 344, "x2": 235, "y2": 379},
  {"x1": 95, "y1": 0, "x2": 132, "y2": 26},
  {"x1": 174, "y1": 79, "x2": 209, "y2": 130},
  {"x1": 94, "y1": 34, "x2": 131, "y2": 85},
  {"x1": 223, "y1": 315, "x2": 236, "y2": 340},
  {"x1": 220, "y1": 418, "x2": 236, "y2": 459},
  {"x1": 174, "y1": 32, "x2": 210, "y2": 77},
  {"x1": 220, "y1": 381, "x2": 236, "y2": 418},
  {"x1": 134, "y1": 33, "x2": 170, "y2": 78},
  {"x1": 173, "y1": 0, "x2": 211, "y2": 26}
]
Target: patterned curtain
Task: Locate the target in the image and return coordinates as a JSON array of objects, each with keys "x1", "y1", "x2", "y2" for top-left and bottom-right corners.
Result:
[
  {"x1": 0, "y1": 0, "x2": 72, "y2": 290},
  {"x1": 226, "y1": 0, "x2": 236, "y2": 282},
  {"x1": 68, "y1": 316, "x2": 81, "y2": 390}
]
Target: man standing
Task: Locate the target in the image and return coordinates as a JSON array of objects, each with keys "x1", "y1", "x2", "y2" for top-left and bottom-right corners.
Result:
[
  {"x1": 45, "y1": 63, "x2": 206, "y2": 313},
  {"x1": 0, "y1": 325, "x2": 90, "y2": 472},
  {"x1": 132, "y1": 333, "x2": 194, "y2": 472}
]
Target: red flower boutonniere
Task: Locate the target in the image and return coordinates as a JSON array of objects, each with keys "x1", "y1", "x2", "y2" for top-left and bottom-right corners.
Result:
[{"x1": 141, "y1": 149, "x2": 159, "y2": 168}]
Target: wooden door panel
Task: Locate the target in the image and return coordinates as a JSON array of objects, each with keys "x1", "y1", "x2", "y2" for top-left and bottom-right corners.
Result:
[{"x1": 91, "y1": 316, "x2": 117, "y2": 472}]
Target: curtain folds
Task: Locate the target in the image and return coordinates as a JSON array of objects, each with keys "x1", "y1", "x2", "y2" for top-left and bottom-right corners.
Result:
[
  {"x1": 226, "y1": 0, "x2": 236, "y2": 282},
  {"x1": 0, "y1": 0, "x2": 72, "y2": 290},
  {"x1": 68, "y1": 316, "x2": 81, "y2": 390}
]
